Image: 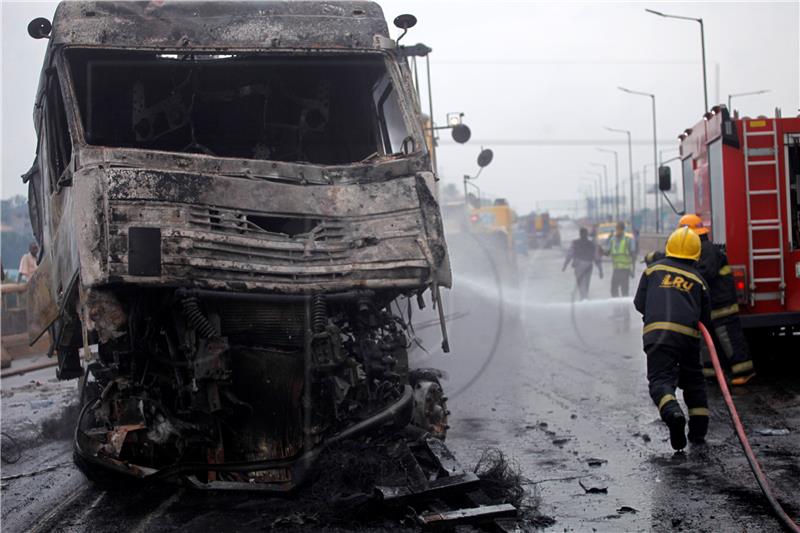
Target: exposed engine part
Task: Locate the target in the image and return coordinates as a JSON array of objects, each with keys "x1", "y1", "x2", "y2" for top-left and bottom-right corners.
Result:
[
  {"x1": 312, "y1": 294, "x2": 327, "y2": 334},
  {"x1": 410, "y1": 369, "x2": 449, "y2": 439},
  {"x1": 217, "y1": 300, "x2": 305, "y2": 348},
  {"x1": 72, "y1": 288, "x2": 416, "y2": 488},
  {"x1": 180, "y1": 295, "x2": 217, "y2": 339}
]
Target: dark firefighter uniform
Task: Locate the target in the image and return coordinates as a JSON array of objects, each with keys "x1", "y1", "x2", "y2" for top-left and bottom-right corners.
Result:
[
  {"x1": 634, "y1": 228, "x2": 712, "y2": 450},
  {"x1": 644, "y1": 215, "x2": 755, "y2": 385},
  {"x1": 694, "y1": 236, "x2": 754, "y2": 383}
]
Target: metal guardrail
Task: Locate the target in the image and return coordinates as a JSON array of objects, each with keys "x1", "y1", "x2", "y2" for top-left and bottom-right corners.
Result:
[
  {"x1": 1, "y1": 283, "x2": 29, "y2": 337},
  {"x1": 636, "y1": 232, "x2": 669, "y2": 256}
]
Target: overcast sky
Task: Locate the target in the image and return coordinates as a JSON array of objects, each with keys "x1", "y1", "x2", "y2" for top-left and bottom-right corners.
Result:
[{"x1": 2, "y1": 0, "x2": 798, "y2": 214}]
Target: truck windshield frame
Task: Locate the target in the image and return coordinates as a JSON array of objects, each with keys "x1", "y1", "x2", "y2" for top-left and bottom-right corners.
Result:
[{"x1": 63, "y1": 48, "x2": 422, "y2": 167}]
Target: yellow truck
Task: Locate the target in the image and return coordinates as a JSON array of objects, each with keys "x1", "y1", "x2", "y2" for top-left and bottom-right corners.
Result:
[{"x1": 468, "y1": 200, "x2": 518, "y2": 278}]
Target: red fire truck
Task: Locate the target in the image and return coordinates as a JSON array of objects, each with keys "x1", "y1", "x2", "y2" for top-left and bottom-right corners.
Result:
[{"x1": 675, "y1": 106, "x2": 800, "y2": 337}]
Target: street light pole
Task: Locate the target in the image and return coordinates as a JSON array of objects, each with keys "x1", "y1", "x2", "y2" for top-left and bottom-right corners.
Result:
[
  {"x1": 589, "y1": 163, "x2": 608, "y2": 220},
  {"x1": 619, "y1": 86, "x2": 660, "y2": 232},
  {"x1": 646, "y1": 8, "x2": 708, "y2": 113},
  {"x1": 727, "y1": 89, "x2": 771, "y2": 112},
  {"x1": 605, "y1": 127, "x2": 634, "y2": 223},
  {"x1": 597, "y1": 148, "x2": 620, "y2": 221},
  {"x1": 641, "y1": 165, "x2": 649, "y2": 230},
  {"x1": 586, "y1": 172, "x2": 602, "y2": 222},
  {"x1": 700, "y1": 17, "x2": 707, "y2": 112},
  {"x1": 580, "y1": 178, "x2": 599, "y2": 221}
]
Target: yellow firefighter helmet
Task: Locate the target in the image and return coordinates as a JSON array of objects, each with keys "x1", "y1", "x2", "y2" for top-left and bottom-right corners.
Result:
[{"x1": 666, "y1": 226, "x2": 701, "y2": 261}]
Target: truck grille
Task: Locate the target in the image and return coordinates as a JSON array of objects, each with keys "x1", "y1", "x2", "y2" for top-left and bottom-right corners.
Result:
[
  {"x1": 107, "y1": 202, "x2": 430, "y2": 287},
  {"x1": 187, "y1": 207, "x2": 347, "y2": 242}
]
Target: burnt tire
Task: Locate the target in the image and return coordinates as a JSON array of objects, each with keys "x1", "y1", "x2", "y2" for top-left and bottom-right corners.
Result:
[{"x1": 73, "y1": 367, "x2": 138, "y2": 490}]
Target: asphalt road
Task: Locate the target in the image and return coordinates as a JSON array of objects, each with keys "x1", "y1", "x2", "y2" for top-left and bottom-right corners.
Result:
[
  {"x1": 418, "y1": 227, "x2": 800, "y2": 532},
  {"x1": 2, "y1": 225, "x2": 799, "y2": 532}
]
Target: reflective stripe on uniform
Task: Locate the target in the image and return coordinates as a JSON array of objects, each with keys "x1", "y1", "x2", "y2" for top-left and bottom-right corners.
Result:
[
  {"x1": 702, "y1": 367, "x2": 716, "y2": 378},
  {"x1": 645, "y1": 264, "x2": 707, "y2": 289},
  {"x1": 710, "y1": 302, "x2": 739, "y2": 320},
  {"x1": 688, "y1": 407, "x2": 710, "y2": 417},
  {"x1": 643, "y1": 321, "x2": 701, "y2": 338},
  {"x1": 658, "y1": 394, "x2": 677, "y2": 411},
  {"x1": 732, "y1": 360, "x2": 754, "y2": 375},
  {"x1": 718, "y1": 265, "x2": 732, "y2": 276}
]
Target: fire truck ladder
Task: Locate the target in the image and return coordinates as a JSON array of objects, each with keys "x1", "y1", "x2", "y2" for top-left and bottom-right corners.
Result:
[{"x1": 743, "y1": 120, "x2": 786, "y2": 305}]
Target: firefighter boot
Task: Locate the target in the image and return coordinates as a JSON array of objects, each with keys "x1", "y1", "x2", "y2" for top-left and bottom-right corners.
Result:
[
  {"x1": 688, "y1": 415, "x2": 709, "y2": 444},
  {"x1": 731, "y1": 373, "x2": 756, "y2": 386},
  {"x1": 660, "y1": 402, "x2": 687, "y2": 451},
  {"x1": 731, "y1": 360, "x2": 756, "y2": 386}
]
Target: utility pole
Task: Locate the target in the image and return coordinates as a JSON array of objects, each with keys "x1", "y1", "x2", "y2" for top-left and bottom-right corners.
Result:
[
  {"x1": 728, "y1": 89, "x2": 771, "y2": 112},
  {"x1": 642, "y1": 165, "x2": 649, "y2": 231},
  {"x1": 589, "y1": 163, "x2": 609, "y2": 220},
  {"x1": 619, "y1": 87, "x2": 660, "y2": 232},
  {"x1": 605, "y1": 127, "x2": 634, "y2": 222},
  {"x1": 586, "y1": 172, "x2": 603, "y2": 221},
  {"x1": 646, "y1": 9, "x2": 708, "y2": 114},
  {"x1": 597, "y1": 148, "x2": 620, "y2": 221}
]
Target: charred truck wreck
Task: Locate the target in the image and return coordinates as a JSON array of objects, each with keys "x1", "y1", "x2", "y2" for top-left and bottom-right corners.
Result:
[{"x1": 25, "y1": 1, "x2": 454, "y2": 490}]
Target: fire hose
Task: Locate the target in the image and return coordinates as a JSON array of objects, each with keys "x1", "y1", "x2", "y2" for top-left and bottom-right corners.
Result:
[{"x1": 699, "y1": 322, "x2": 800, "y2": 533}]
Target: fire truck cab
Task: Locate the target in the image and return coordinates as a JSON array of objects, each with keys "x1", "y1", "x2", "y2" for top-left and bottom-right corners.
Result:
[{"x1": 678, "y1": 106, "x2": 800, "y2": 337}]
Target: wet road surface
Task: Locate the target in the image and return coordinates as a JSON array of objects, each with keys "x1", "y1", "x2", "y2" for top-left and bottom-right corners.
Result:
[
  {"x1": 2, "y1": 226, "x2": 799, "y2": 532},
  {"x1": 421, "y1": 228, "x2": 800, "y2": 532}
]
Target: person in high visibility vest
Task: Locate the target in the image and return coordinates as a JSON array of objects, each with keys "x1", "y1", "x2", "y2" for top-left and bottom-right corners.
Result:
[
  {"x1": 644, "y1": 214, "x2": 755, "y2": 386},
  {"x1": 604, "y1": 221, "x2": 636, "y2": 297},
  {"x1": 634, "y1": 227, "x2": 713, "y2": 450}
]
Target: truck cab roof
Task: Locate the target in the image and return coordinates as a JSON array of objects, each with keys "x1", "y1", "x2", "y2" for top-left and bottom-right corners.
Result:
[{"x1": 50, "y1": 1, "x2": 389, "y2": 50}]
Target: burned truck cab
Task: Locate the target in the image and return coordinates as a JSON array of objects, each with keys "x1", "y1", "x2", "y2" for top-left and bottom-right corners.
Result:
[{"x1": 26, "y1": 1, "x2": 450, "y2": 489}]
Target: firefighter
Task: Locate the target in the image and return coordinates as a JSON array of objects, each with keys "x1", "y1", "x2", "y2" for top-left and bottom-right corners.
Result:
[
  {"x1": 562, "y1": 227, "x2": 603, "y2": 300},
  {"x1": 644, "y1": 215, "x2": 755, "y2": 385},
  {"x1": 604, "y1": 221, "x2": 635, "y2": 297},
  {"x1": 634, "y1": 227, "x2": 712, "y2": 450}
]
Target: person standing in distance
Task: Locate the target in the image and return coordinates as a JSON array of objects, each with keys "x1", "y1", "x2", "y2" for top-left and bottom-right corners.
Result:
[
  {"x1": 563, "y1": 227, "x2": 603, "y2": 300},
  {"x1": 18, "y1": 242, "x2": 39, "y2": 283},
  {"x1": 605, "y1": 221, "x2": 636, "y2": 297}
]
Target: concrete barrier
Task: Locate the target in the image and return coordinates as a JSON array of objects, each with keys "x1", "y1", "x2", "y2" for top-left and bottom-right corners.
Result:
[
  {"x1": 1, "y1": 282, "x2": 50, "y2": 364},
  {"x1": 637, "y1": 233, "x2": 668, "y2": 256}
]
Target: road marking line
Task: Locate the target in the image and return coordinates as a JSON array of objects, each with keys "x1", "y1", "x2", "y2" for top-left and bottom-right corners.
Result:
[
  {"x1": 27, "y1": 485, "x2": 91, "y2": 533},
  {"x1": 74, "y1": 490, "x2": 107, "y2": 527},
  {"x1": 129, "y1": 489, "x2": 184, "y2": 533}
]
